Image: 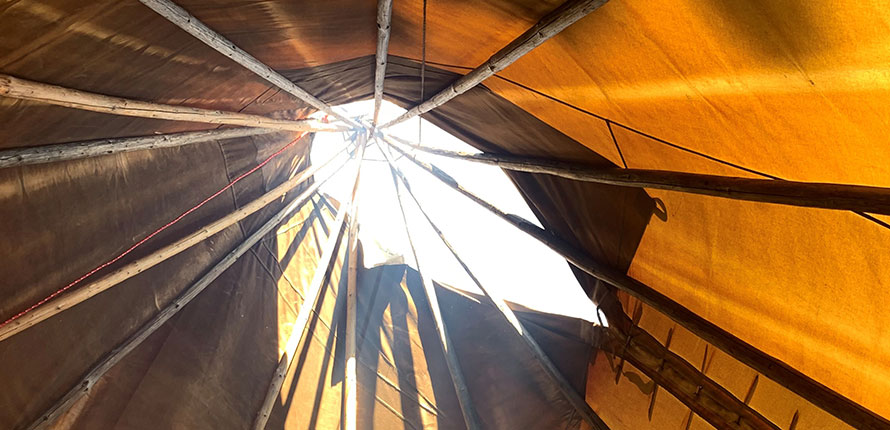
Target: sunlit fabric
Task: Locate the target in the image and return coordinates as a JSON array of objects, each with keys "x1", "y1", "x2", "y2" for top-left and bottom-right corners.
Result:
[{"x1": 0, "y1": 0, "x2": 888, "y2": 429}]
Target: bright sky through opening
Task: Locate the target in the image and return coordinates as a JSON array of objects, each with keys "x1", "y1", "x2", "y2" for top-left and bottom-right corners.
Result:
[{"x1": 312, "y1": 100, "x2": 598, "y2": 322}]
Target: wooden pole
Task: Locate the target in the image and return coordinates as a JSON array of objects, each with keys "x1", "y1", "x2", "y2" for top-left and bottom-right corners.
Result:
[
  {"x1": 253, "y1": 137, "x2": 365, "y2": 430},
  {"x1": 382, "y1": 134, "x2": 890, "y2": 430},
  {"x1": 391, "y1": 139, "x2": 890, "y2": 215},
  {"x1": 137, "y1": 0, "x2": 363, "y2": 129},
  {"x1": 0, "y1": 74, "x2": 346, "y2": 132},
  {"x1": 377, "y1": 139, "x2": 610, "y2": 430},
  {"x1": 0, "y1": 127, "x2": 276, "y2": 169},
  {"x1": 594, "y1": 324, "x2": 780, "y2": 430},
  {"x1": 380, "y1": 0, "x2": 608, "y2": 128},
  {"x1": 373, "y1": 0, "x2": 394, "y2": 126},
  {"x1": 24, "y1": 148, "x2": 352, "y2": 430},
  {"x1": 379, "y1": 138, "x2": 483, "y2": 430},
  {"x1": 343, "y1": 133, "x2": 367, "y2": 430},
  {"x1": 251, "y1": 208, "x2": 348, "y2": 430},
  {"x1": 0, "y1": 143, "x2": 351, "y2": 343}
]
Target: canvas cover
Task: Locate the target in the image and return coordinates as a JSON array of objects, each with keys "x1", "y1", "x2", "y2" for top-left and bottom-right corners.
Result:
[{"x1": 1, "y1": 0, "x2": 888, "y2": 428}]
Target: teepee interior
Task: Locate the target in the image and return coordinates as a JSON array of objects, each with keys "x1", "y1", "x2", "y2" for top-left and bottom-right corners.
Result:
[{"x1": 1, "y1": 1, "x2": 889, "y2": 429}]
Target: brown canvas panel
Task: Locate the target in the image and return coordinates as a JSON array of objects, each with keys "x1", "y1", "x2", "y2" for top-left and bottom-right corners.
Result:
[
  {"x1": 172, "y1": 0, "x2": 376, "y2": 70},
  {"x1": 353, "y1": 264, "x2": 462, "y2": 430},
  {"x1": 267, "y1": 259, "x2": 599, "y2": 430},
  {"x1": 0, "y1": 0, "x2": 315, "y2": 149},
  {"x1": 265, "y1": 219, "x2": 349, "y2": 430},
  {"x1": 46, "y1": 182, "x2": 336, "y2": 430},
  {"x1": 434, "y1": 282, "x2": 594, "y2": 429},
  {"x1": 50, "y1": 315, "x2": 180, "y2": 429}
]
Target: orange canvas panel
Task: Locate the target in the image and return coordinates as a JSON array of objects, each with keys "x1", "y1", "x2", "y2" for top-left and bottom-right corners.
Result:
[
  {"x1": 596, "y1": 294, "x2": 857, "y2": 429},
  {"x1": 586, "y1": 349, "x2": 710, "y2": 430},
  {"x1": 608, "y1": 126, "x2": 766, "y2": 178},
  {"x1": 626, "y1": 190, "x2": 890, "y2": 416},
  {"x1": 428, "y1": 0, "x2": 890, "y2": 417},
  {"x1": 490, "y1": 0, "x2": 890, "y2": 185},
  {"x1": 388, "y1": 0, "x2": 565, "y2": 70}
]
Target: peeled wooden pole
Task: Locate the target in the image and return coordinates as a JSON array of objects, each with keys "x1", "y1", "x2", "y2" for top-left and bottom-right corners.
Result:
[
  {"x1": 0, "y1": 127, "x2": 276, "y2": 169},
  {"x1": 24, "y1": 155, "x2": 350, "y2": 430},
  {"x1": 392, "y1": 139, "x2": 890, "y2": 215},
  {"x1": 379, "y1": 139, "x2": 482, "y2": 430},
  {"x1": 381, "y1": 0, "x2": 608, "y2": 128},
  {"x1": 253, "y1": 137, "x2": 366, "y2": 430},
  {"x1": 252, "y1": 209, "x2": 347, "y2": 430},
  {"x1": 138, "y1": 0, "x2": 362, "y2": 129},
  {"x1": 378, "y1": 139, "x2": 609, "y2": 430},
  {"x1": 594, "y1": 324, "x2": 780, "y2": 430},
  {"x1": 0, "y1": 142, "x2": 351, "y2": 342},
  {"x1": 343, "y1": 134, "x2": 367, "y2": 430},
  {"x1": 372, "y1": 0, "x2": 394, "y2": 126},
  {"x1": 383, "y1": 135, "x2": 890, "y2": 430},
  {"x1": 0, "y1": 74, "x2": 345, "y2": 132}
]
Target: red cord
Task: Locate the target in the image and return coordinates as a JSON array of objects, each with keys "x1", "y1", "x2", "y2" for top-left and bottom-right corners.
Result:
[{"x1": 0, "y1": 131, "x2": 307, "y2": 330}]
